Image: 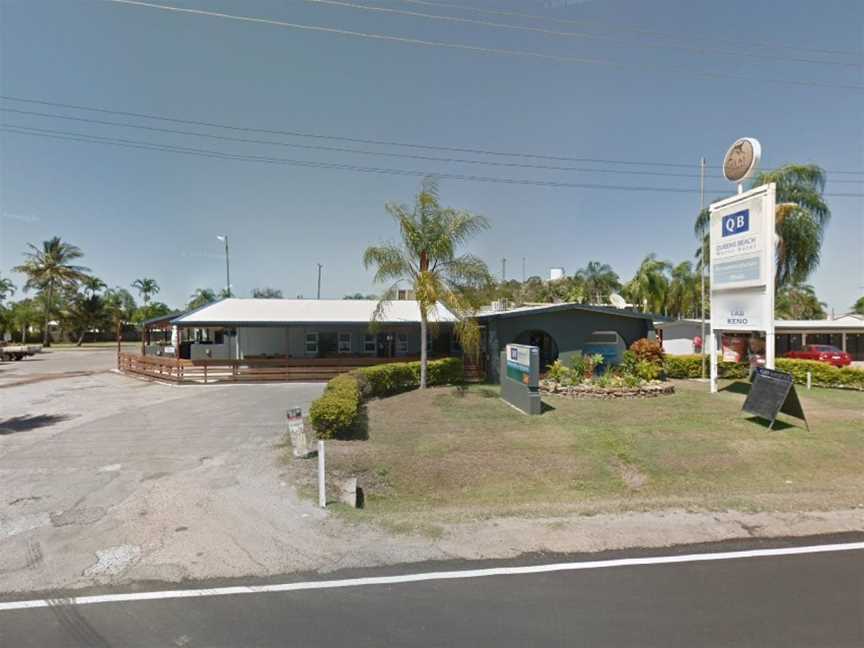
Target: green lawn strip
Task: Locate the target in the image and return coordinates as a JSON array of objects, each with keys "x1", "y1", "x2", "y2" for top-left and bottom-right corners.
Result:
[{"x1": 313, "y1": 381, "x2": 863, "y2": 520}]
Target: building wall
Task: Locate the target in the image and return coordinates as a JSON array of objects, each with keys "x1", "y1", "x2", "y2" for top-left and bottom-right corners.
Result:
[
  {"x1": 484, "y1": 310, "x2": 650, "y2": 382},
  {"x1": 656, "y1": 321, "x2": 701, "y2": 356}
]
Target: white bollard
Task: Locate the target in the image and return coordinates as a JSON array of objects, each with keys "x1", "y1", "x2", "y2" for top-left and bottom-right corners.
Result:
[
  {"x1": 317, "y1": 440, "x2": 326, "y2": 508},
  {"x1": 806, "y1": 371, "x2": 812, "y2": 390}
]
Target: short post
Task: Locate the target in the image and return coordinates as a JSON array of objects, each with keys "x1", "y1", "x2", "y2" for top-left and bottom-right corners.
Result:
[
  {"x1": 806, "y1": 371, "x2": 812, "y2": 390},
  {"x1": 317, "y1": 440, "x2": 326, "y2": 508}
]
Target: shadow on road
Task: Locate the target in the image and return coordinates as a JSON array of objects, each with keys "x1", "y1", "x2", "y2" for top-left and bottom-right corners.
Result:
[{"x1": 0, "y1": 414, "x2": 72, "y2": 435}]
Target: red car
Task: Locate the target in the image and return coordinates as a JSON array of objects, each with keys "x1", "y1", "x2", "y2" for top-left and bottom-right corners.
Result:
[{"x1": 785, "y1": 344, "x2": 852, "y2": 367}]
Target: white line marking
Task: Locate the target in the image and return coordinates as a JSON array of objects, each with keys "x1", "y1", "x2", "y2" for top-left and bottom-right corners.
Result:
[{"x1": 1, "y1": 541, "x2": 862, "y2": 612}]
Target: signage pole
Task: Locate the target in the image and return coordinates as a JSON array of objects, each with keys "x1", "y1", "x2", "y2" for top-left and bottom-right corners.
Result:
[
  {"x1": 765, "y1": 183, "x2": 776, "y2": 369},
  {"x1": 699, "y1": 157, "x2": 707, "y2": 378},
  {"x1": 709, "y1": 331, "x2": 718, "y2": 393}
]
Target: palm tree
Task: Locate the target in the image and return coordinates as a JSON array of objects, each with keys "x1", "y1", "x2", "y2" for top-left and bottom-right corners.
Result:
[
  {"x1": 82, "y1": 276, "x2": 106, "y2": 297},
  {"x1": 10, "y1": 299, "x2": 38, "y2": 343},
  {"x1": 63, "y1": 293, "x2": 106, "y2": 346},
  {"x1": 0, "y1": 275, "x2": 15, "y2": 303},
  {"x1": 104, "y1": 288, "x2": 137, "y2": 352},
  {"x1": 775, "y1": 282, "x2": 826, "y2": 320},
  {"x1": 131, "y1": 277, "x2": 160, "y2": 304},
  {"x1": 694, "y1": 164, "x2": 829, "y2": 288},
  {"x1": 853, "y1": 296, "x2": 864, "y2": 315},
  {"x1": 187, "y1": 288, "x2": 217, "y2": 310},
  {"x1": 574, "y1": 261, "x2": 621, "y2": 305},
  {"x1": 13, "y1": 237, "x2": 91, "y2": 346},
  {"x1": 624, "y1": 254, "x2": 671, "y2": 314},
  {"x1": 363, "y1": 178, "x2": 492, "y2": 388},
  {"x1": 666, "y1": 261, "x2": 700, "y2": 318}
]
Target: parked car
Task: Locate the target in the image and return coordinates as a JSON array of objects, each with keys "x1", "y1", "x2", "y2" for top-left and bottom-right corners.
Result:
[{"x1": 785, "y1": 344, "x2": 852, "y2": 367}]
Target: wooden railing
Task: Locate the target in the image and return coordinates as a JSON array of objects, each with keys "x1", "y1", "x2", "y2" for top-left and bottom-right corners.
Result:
[{"x1": 118, "y1": 352, "x2": 430, "y2": 384}]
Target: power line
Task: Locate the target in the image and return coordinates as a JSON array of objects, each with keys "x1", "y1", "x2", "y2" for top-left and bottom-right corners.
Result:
[
  {"x1": 98, "y1": 0, "x2": 864, "y2": 91},
  {"x1": 4, "y1": 96, "x2": 863, "y2": 176},
  {"x1": 14, "y1": 106, "x2": 850, "y2": 182},
  {"x1": 392, "y1": 0, "x2": 863, "y2": 59},
  {"x1": 303, "y1": 0, "x2": 861, "y2": 68},
  {"x1": 4, "y1": 124, "x2": 862, "y2": 198}
]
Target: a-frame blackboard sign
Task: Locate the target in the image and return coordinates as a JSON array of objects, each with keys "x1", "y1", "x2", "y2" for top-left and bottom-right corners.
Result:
[{"x1": 742, "y1": 368, "x2": 808, "y2": 430}]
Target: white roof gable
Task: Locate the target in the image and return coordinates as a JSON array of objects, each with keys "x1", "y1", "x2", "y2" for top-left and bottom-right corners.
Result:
[{"x1": 173, "y1": 299, "x2": 457, "y2": 325}]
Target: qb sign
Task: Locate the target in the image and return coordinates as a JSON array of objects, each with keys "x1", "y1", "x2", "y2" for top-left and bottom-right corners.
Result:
[{"x1": 722, "y1": 210, "x2": 749, "y2": 236}]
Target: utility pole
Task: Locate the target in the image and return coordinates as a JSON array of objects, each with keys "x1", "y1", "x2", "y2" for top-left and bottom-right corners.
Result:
[
  {"x1": 217, "y1": 235, "x2": 231, "y2": 297},
  {"x1": 316, "y1": 263, "x2": 323, "y2": 299},
  {"x1": 699, "y1": 157, "x2": 707, "y2": 379},
  {"x1": 522, "y1": 257, "x2": 526, "y2": 283},
  {"x1": 501, "y1": 257, "x2": 507, "y2": 283}
]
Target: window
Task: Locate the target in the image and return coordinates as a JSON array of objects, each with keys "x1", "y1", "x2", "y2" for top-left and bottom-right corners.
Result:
[
  {"x1": 396, "y1": 332, "x2": 408, "y2": 355},
  {"x1": 363, "y1": 334, "x2": 376, "y2": 354},
  {"x1": 214, "y1": 330, "x2": 224, "y2": 345},
  {"x1": 305, "y1": 332, "x2": 318, "y2": 355},
  {"x1": 338, "y1": 332, "x2": 352, "y2": 354}
]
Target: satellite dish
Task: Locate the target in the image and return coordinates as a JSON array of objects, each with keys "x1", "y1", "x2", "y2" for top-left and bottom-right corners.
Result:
[{"x1": 610, "y1": 293, "x2": 626, "y2": 309}]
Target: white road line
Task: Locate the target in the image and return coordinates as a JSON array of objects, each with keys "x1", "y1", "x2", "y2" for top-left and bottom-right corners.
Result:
[{"x1": 2, "y1": 541, "x2": 862, "y2": 612}]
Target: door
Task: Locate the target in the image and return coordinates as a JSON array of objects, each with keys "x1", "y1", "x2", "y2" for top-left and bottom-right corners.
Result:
[{"x1": 377, "y1": 332, "x2": 395, "y2": 358}]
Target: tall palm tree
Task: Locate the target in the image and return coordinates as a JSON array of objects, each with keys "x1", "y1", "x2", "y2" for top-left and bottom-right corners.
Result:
[
  {"x1": 13, "y1": 237, "x2": 91, "y2": 345},
  {"x1": 131, "y1": 277, "x2": 160, "y2": 304},
  {"x1": 187, "y1": 288, "x2": 217, "y2": 310},
  {"x1": 853, "y1": 296, "x2": 864, "y2": 316},
  {"x1": 694, "y1": 164, "x2": 829, "y2": 288},
  {"x1": 574, "y1": 261, "x2": 621, "y2": 305},
  {"x1": 0, "y1": 274, "x2": 16, "y2": 303},
  {"x1": 624, "y1": 254, "x2": 671, "y2": 314},
  {"x1": 363, "y1": 178, "x2": 492, "y2": 388},
  {"x1": 666, "y1": 261, "x2": 700, "y2": 318}
]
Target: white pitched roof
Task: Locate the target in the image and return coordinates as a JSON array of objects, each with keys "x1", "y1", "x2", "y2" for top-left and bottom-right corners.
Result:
[{"x1": 173, "y1": 299, "x2": 457, "y2": 325}]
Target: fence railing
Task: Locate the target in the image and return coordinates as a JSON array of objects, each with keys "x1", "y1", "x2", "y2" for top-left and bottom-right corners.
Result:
[{"x1": 117, "y1": 352, "x2": 427, "y2": 384}]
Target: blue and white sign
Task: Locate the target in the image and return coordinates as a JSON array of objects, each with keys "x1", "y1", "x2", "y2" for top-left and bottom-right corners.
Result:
[{"x1": 722, "y1": 209, "x2": 749, "y2": 236}]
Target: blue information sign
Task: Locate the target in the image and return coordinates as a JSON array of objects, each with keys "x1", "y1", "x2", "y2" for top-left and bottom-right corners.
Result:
[{"x1": 722, "y1": 209, "x2": 750, "y2": 237}]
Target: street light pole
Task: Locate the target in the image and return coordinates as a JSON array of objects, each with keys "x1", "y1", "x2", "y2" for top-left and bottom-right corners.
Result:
[
  {"x1": 316, "y1": 263, "x2": 323, "y2": 299},
  {"x1": 217, "y1": 235, "x2": 231, "y2": 297},
  {"x1": 699, "y1": 157, "x2": 707, "y2": 379}
]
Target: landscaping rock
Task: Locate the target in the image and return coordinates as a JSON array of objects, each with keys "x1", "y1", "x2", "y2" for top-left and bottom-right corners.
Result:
[{"x1": 540, "y1": 380, "x2": 675, "y2": 399}]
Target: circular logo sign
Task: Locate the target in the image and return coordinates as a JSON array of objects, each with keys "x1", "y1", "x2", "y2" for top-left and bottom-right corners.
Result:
[{"x1": 723, "y1": 137, "x2": 761, "y2": 183}]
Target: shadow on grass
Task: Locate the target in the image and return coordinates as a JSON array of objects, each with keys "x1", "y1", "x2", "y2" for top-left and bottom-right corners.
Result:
[
  {"x1": 540, "y1": 400, "x2": 556, "y2": 413},
  {"x1": 0, "y1": 414, "x2": 72, "y2": 435},
  {"x1": 336, "y1": 405, "x2": 369, "y2": 441},
  {"x1": 742, "y1": 415, "x2": 799, "y2": 431},
  {"x1": 720, "y1": 380, "x2": 752, "y2": 395}
]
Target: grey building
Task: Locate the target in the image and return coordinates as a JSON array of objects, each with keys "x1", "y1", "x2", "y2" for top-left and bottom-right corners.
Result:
[{"x1": 476, "y1": 303, "x2": 654, "y2": 383}]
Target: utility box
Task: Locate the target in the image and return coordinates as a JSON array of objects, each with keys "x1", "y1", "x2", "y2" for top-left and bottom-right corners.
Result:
[
  {"x1": 582, "y1": 330, "x2": 627, "y2": 371},
  {"x1": 500, "y1": 344, "x2": 541, "y2": 415}
]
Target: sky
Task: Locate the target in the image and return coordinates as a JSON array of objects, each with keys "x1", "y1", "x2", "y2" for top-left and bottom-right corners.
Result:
[{"x1": 1, "y1": 0, "x2": 862, "y2": 312}]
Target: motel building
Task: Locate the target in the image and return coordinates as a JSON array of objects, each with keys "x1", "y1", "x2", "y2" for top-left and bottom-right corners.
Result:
[
  {"x1": 654, "y1": 313, "x2": 864, "y2": 363},
  {"x1": 127, "y1": 298, "x2": 459, "y2": 383}
]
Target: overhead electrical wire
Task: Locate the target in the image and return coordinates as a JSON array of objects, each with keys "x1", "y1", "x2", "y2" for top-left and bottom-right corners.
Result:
[
  {"x1": 391, "y1": 0, "x2": 863, "y2": 59},
  {"x1": 3, "y1": 125, "x2": 862, "y2": 198},
  {"x1": 3, "y1": 96, "x2": 862, "y2": 177},
  {"x1": 302, "y1": 0, "x2": 861, "y2": 68},
  {"x1": 98, "y1": 0, "x2": 864, "y2": 91}
]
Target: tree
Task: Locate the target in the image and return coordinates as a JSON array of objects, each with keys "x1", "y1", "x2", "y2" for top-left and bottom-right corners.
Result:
[
  {"x1": 131, "y1": 278, "x2": 160, "y2": 304},
  {"x1": 775, "y1": 282, "x2": 826, "y2": 320},
  {"x1": 343, "y1": 292, "x2": 378, "y2": 300},
  {"x1": 80, "y1": 276, "x2": 106, "y2": 297},
  {"x1": 666, "y1": 261, "x2": 700, "y2": 318},
  {"x1": 0, "y1": 274, "x2": 15, "y2": 303},
  {"x1": 187, "y1": 288, "x2": 217, "y2": 310},
  {"x1": 853, "y1": 296, "x2": 864, "y2": 315},
  {"x1": 12, "y1": 237, "x2": 91, "y2": 345},
  {"x1": 134, "y1": 301, "x2": 173, "y2": 326},
  {"x1": 624, "y1": 254, "x2": 671, "y2": 313},
  {"x1": 573, "y1": 261, "x2": 621, "y2": 305},
  {"x1": 103, "y1": 288, "x2": 137, "y2": 350},
  {"x1": 9, "y1": 299, "x2": 38, "y2": 343},
  {"x1": 694, "y1": 164, "x2": 829, "y2": 288},
  {"x1": 252, "y1": 287, "x2": 284, "y2": 298},
  {"x1": 63, "y1": 293, "x2": 106, "y2": 346},
  {"x1": 363, "y1": 178, "x2": 492, "y2": 388}
]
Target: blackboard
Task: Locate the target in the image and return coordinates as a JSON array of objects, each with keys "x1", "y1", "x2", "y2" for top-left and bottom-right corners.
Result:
[{"x1": 742, "y1": 368, "x2": 808, "y2": 430}]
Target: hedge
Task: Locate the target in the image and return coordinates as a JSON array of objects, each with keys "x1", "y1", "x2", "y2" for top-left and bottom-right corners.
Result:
[
  {"x1": 664, "y1": 354, "x2": 864, "y2": 390},
  {"x1": 309, "y1": 357, "x2": 465, "y2": 439}
]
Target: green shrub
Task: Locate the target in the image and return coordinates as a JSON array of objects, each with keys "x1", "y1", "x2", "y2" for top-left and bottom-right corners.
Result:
[
  {"x1": 309, "y1": 357, "x2": 466, "y2": 439},
  {"x1": 662, "y1": 354, "x2": 864, "y2": 390},
  {"x1": 546, "y1": 359, "x2": 571, "y2": 384},
  {"x1": 309, "y1": 374, "x2": 362, "y2": 439},
  {"x1": 634, "y1": 359, "x2": 662, "y2": 381}
]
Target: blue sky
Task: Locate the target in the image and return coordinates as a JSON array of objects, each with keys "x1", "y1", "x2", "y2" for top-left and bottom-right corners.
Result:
[{"x1": 1, "y1": 0, "x2": 862, "y2": 312}]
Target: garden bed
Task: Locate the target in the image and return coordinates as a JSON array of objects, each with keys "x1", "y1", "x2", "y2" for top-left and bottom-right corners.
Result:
[{"x1": 540, "y1": 379, "x2": 674, "y2": 399}]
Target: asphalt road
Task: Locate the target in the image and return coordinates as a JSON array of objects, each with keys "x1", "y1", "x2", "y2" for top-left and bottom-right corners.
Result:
[{"x1": 2, "y1": 540, "x2": 862, "y2": 647}]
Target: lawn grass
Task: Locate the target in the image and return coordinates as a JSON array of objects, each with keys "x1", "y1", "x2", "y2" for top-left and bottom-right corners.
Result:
[{"x1": 321, "y1": 380, "x2": 864, "y2": 522}]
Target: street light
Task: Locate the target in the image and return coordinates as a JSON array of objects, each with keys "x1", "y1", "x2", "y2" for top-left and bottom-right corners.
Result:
[{"x1": 216, "y1": 235, "x2": 231, "y2": 298}]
